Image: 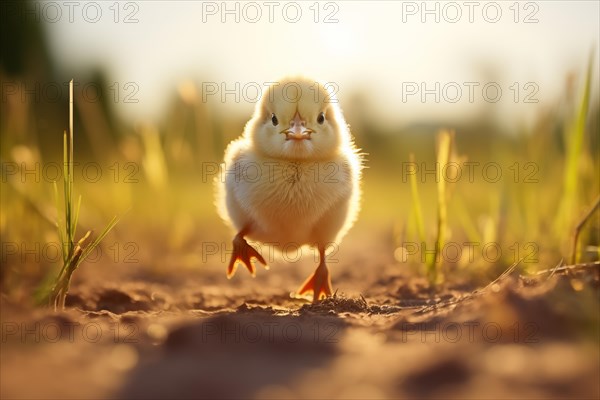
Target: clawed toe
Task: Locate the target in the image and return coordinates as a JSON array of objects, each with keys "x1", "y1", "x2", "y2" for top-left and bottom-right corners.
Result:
[
  {"x1": 296, "y1": 264, "x2": 332, "y2": 303},
  {"x1": 227, "y1": 235, "x2": 267, "y2": 278}
]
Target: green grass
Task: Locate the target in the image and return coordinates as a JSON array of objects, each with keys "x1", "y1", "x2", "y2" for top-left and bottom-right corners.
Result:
[
  {"x1": 46, "y1": 80, "x2": 119, "y2": 310},
  {"x1": 399, "y1": 57, "x2": 598, "y2": 287},
  {"x1": 429, "y1": 130, "x2": 453, "y2": 285},
  {"x1": 408, "y1": 153, "x2": 426, "y2": 245},
  {"x1": 407, "y1": 131, "x2": 455, "y2": 286},
  {"x1": 556, "y1": 53, "x2": 595, "y2": 239}
]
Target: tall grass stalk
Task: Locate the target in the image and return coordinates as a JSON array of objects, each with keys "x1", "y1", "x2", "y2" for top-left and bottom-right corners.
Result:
[
  {"x1": 408, "y1": 153, "x2": 426, "y2": 244},
  {"x1": 427, "y1": 130, "x2": 453, "y2": 285},
  {"x1": 48, "y1": 80, "x2": 119, "y2": 310},
  {"x1": 556, "y1": 54, "x2": 594, "y2": 237}
]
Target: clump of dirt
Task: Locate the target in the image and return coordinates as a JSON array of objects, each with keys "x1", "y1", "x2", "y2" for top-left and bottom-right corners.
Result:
[
  {"x1": 300, "y1": 293, "x2": 369, "y2": 314},
  {"x1": 96, "y1": 289, "x2": 152, "y2": 314},
  {"x1": 403, "y1": 356, "x2": 471, "y2": 396},
  {"x1": 65, "y1": 283, "x2": 176, "y2": 314}
]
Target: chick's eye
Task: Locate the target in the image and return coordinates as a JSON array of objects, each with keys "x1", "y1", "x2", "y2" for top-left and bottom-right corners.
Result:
[
  {"x1": 317, "y1": 112, "x2": 325, "y2": 125},
  {"x1": 271, "y1": 113, "x2": 279, "y2": 126}
]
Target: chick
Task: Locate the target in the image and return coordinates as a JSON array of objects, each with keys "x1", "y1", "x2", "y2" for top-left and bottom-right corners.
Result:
[{"x1": 217, "y1": 77, "x2": 363, "y2": 302}]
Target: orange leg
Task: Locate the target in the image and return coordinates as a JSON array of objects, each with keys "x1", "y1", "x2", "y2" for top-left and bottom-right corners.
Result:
[
  {"x1": 296, "y1": 247, "x2": 333, "y2": 303},
  {"x1": 227, "y1": 229, "x2": 267, "y2": 279}
]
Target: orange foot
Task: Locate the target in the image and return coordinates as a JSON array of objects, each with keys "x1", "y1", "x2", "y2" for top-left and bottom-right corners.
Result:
[
  {"x1": 227, "y1": 234, "x2": 267, "y2": 279},
  {"x1": 296, "y1": 264, "x2": 333, "y2": 303}
]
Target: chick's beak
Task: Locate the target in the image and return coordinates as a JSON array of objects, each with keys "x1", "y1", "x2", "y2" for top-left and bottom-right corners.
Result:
[{"x1": 283, "y1": 112, "x2": 313, "y2": 140}]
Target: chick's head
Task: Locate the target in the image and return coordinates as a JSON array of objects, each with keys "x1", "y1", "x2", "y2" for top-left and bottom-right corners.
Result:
[{"x1": 247, "y1": 77, "x2": 349, "y2": 160}]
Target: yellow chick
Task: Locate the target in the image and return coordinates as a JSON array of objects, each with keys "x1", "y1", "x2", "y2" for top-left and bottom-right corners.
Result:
[{"x1": 217, "y1": 76, "x2": 363, "y2": 302}]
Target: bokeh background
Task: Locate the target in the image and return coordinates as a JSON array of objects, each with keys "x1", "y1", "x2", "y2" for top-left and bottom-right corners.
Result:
[{"x1": 1, "y1": 0, "x2": 598, "y2": 290}]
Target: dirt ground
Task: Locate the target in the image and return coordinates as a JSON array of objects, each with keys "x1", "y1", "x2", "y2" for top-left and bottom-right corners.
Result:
[{"x1": 1, "y1": 230, "x2": 599, "y2": 399}]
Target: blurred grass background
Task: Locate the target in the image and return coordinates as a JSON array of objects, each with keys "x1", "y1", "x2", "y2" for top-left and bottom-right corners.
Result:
[{"x1": 1, "y1": 1, "x2": 598, "y2": 302}]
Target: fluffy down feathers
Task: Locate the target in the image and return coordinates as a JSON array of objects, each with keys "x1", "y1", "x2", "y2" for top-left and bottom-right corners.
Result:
[{"x1": 217, "y1": 76, "x2": 363, "y2": 254}]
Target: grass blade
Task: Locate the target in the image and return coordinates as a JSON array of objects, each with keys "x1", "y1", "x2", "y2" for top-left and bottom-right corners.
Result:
[
  {"x1": 409, "y1": 153, "x2": 426, "y2": 244},
  {"x1": 556, "y1": 52, "x2": 594, "y2": 236},
  {"x1": 428, "y1": 130, "x2": 453, "y2": 285},
  {"x1": 47, "y1": 79, "x2": 120, "y2": 310}
]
